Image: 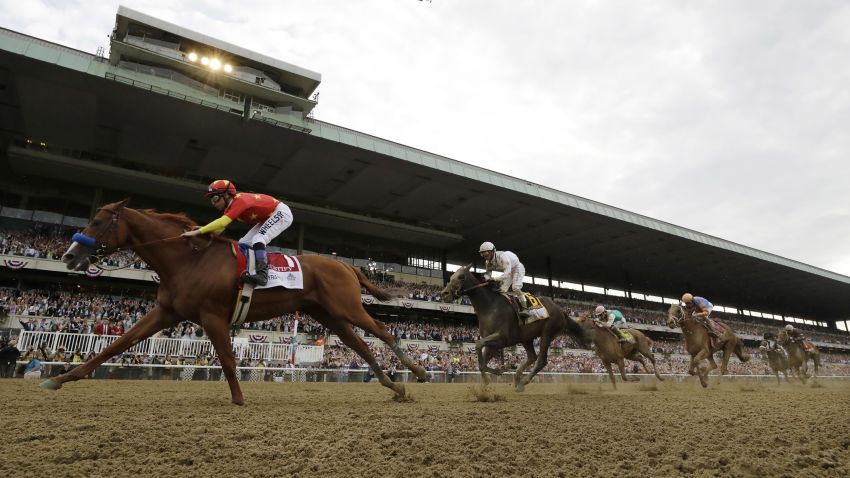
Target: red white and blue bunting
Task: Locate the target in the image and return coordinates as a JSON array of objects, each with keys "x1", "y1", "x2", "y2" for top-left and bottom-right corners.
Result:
[
  {"x1": 150, "y1": 274, "x2": 160, "y2": 283},
  {"x1": 3, "y1": 259, "x2": 28, "y2": 270},
  {"x1": 428, "y1": 345, "x2": 439, "y2": 353},
  {"x1": 248, "y1": 335, "x2": 268, "y2": 343},
  {"x1": 85, "y1": 266, "x2": 103, "y2": 278},
  {"x1": 361, "y1": 296, "x2": 375, "y2": 305},
  {"x1": 407, "y1": 343, "x2": 419, "y2": 351}
]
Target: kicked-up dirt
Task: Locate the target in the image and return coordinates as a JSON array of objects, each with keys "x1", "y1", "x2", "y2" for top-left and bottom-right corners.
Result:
[{"x1": 2, "y1": 378, "x2": 849, "y2": 477}]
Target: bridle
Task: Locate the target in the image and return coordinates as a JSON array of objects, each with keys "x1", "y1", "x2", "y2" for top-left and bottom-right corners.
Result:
[
  {"x1": 447, "y1": 269, "x2": 492, "y2": 298},
  {"x1": 71, "y1": 206, "x2": 208, "y2": 271}
]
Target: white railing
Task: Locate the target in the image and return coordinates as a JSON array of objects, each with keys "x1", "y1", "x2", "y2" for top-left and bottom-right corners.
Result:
[{"x1": 14, "y1": 331, "x2": 324, "y2": 364}]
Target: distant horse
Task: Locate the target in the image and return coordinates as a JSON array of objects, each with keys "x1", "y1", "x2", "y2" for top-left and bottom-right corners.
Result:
[
  {"x1": 759, "y1": 339, "x2": 790, "y2": 385},
  {"x1": 575, "y1": 314, "x2": 663, "y2": 389},
  {"x1": 666, "y1": 304, "x2": 749, "y2": 387},
  {"x1": 41, "y1": 200, "x2": 430, "y2": 404},
  {"x1": 777, "y1": 329, "x2": 820, "y2": 383},
  {"x1": 440, "y1": 264, "x2": 586, "y2": 391}
]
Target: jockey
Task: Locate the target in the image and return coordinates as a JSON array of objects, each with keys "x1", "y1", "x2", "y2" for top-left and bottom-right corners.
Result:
[
  {"x1": 478, "y1": 241, "x2": 530, "y2": 320},
  {"x1": 681, "y1": 293, "x2": 718, "y2": 338},
  {"x1": 181, "y1": 180, "x2": 293, "y2": 286},
  {"x1": 592, "y1": 305, "x2": 628, "y2": 343},
  {"x1": 760, "y1": 332, "x2": 785, "y2": 357},
  {"x1": 785, "y1": 324, "x2": 805, "y2": 343}
]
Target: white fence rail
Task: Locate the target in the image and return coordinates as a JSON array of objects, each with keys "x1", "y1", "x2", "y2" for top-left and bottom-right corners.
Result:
[{"x1": 14, "y1": 331, "x2": 324, "y2": 364}]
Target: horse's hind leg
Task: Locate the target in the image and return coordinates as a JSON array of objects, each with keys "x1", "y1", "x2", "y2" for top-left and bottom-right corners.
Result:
[
  {"x1": 517, "y1": 336, "x2": 553, "y2": 391},
  {"x1": 639, "y1": 348, "x2": 664, "y2": 382},
  {"x1": 204, "y1": 314, "x2": 245, "y2": 405},
  {"x1": 352, "y1": 312, "x2": 430, "y2": 382},
  {"x1": 41, "y1": 305, "x2": 178, "y2": 390},
  {"x1": 332, "y1": 321, "x2": 407, "y2": 400}
]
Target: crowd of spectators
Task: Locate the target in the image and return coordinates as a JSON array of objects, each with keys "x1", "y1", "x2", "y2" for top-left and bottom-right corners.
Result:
[{"x1": 1, "y1": 224, "x2": 149, "y2": 270}]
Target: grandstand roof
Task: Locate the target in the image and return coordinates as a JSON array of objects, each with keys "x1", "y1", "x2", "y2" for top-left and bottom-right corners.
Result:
[{"x1": 1, "y1": 25, "x2": 849, "y2": 323}]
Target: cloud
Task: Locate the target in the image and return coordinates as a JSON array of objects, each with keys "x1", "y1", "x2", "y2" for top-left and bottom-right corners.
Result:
[{"x1": 3, "y1": 0, "x2": 849, "y2": 274}]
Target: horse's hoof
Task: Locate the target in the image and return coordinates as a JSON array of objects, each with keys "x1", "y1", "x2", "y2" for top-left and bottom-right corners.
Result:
[
  {"x1": 515, "y1": 383, "x2": 525, "y2": 393},
  {"x1": 417, "y1": 374, "x2": 431, "y2": 383},
  {"x1": 231, "y1": 398, "x2": 245, "y2": 406},
  {"x1": 39, "y1": 379, "x2": 62, "y2": 391}
]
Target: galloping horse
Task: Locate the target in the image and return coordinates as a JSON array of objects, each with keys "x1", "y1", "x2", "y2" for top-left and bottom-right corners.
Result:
[
  {"x1": 575, "y1": 314, "x2": 663, "y2": 389},
  {"x1": 41, "y1": 200, "x2": 430, "y2": 403},
  {"x1": 759, "y1": 339, "x2": 790, "y2": 385},
  {"x1": 777, "y1": 329, "x2": 820, "y2": 383},
  {"x1": 666, "y1": 304, "x2": 749, "y2": 387},
  {"x1": 439, "y1": 264, "x2": 585, "y2": 391}
]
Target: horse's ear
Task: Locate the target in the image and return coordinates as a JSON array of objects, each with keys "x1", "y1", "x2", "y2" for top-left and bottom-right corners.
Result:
[
  {"x1": 465, "y1": 262, "x2": 473, "y2": 270},
  {"x1": 117, "y1": 198, "x2": 130, "y2": 208}
]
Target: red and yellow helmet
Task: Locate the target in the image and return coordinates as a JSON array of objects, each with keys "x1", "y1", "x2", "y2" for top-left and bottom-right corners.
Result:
[{"x1": 205, "y1": 179, "x2": 237, "y2": 197}]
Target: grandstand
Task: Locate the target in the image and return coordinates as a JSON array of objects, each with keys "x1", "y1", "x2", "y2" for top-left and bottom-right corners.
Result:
[{"x1": 1, "y1": 6, "x2": 850, "y2": 379}]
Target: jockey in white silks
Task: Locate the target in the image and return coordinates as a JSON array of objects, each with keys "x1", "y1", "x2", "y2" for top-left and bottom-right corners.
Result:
[{"x1": 478, "y1": 241, "x2": 530, "y2": 319}]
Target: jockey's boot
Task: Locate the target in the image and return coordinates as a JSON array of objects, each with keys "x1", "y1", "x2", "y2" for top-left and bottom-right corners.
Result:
[
  {"x1": 242, "y1": 246, "x2": 269, "y2": 286},
  {"x1": 698, "y1": 317, "x2": 718, "y2": 338},
  {"x1": 515, "y1": 293, "x2": 531, "y2": 322},
  {"x1": 613, "y1": 327, "x2": 628, "y2": 343}
]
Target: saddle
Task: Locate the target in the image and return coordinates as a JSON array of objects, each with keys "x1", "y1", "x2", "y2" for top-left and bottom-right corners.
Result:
[{"x1": 501, "y1": 292, "x2": 549, "y2": 324}]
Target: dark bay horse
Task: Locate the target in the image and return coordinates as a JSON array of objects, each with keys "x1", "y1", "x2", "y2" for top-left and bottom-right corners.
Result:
[
  {"x1": 41, "y1": 200, "x2": 430, "y2": 403},
  {"x1": 777, "y1": 329, "x2": 820, "y2": 383},
  {"x1": 666, "y1": 304, "x2": 749, "y2": 387},
  {"x1": 439, "y1": 264, "x2": 585, "y2": 391},
  {"x1": 759, "y1": 340, "x2": 790, "y2": 385},
  {"x1": 575, "y1": 314, "x2": 663, "y2": 389}
]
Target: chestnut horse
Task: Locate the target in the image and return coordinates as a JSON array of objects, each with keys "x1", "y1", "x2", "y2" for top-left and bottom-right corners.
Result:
[
  {"x1": 40, "y1": 200, "x2": 430, "y2": 403},
  {"x1": 575, "y1": 314, "x2": 663, "y2": 389},
  {"x1": 666, "y1": 304, "x2": 749, "y2": 388},
  {"x1": 777, "y1": 329, "x2": 820, "y2": 383},
  {"x1": 439, "y1": 264, "x2": 586, "y2": 391}
]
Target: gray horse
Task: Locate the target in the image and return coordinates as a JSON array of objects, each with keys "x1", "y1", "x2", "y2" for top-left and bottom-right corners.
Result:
[
  {"x1": 440, "y1": 264, "x2": 586, "y2": 391},
  {"x1": 759, "y1": 339, "x2": 790, "y2": 385}
]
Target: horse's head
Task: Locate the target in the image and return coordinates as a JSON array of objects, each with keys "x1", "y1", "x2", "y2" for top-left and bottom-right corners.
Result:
[
  {"x1": 62, "y1": 199, "x2": 130, "y2": 271},
  {"x1": 574, "y1": 313, "x2": 596, "y2": 334},
  {"x1": 666, "y1": 303, "x2": 685, "y2": 329},
  {"x1": 439, "y1": 263, "x2": 478, "y2": 303},
  {"x1": 776, "y1": 329, "x2": 789, "y2": 344}
]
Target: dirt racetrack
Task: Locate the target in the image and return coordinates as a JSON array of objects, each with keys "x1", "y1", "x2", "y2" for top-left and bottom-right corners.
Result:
[{"x1": 3, "y1": 378, "x2": 849, "y2": 477}]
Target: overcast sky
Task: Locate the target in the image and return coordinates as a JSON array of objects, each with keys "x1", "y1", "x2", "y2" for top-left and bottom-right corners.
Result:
[{"x1": 3, "y1": 0, "x2": 849, "y2": 275}]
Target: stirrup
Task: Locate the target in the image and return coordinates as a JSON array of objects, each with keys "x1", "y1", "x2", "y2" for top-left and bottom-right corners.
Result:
[{"x1": 240, "y1": 271, "x2": 268, "y2": 286}]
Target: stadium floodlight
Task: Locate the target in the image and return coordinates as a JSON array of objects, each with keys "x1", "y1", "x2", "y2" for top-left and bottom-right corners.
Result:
[
  {"x1": 223, "y1": 64, "x2": 233, "y2": 73},
  {"x1": 200, "y1": 56, "x2": 210, "y2": 66},
  {"x1": 187, "y1": 52, "x2": 198, "y2": 62},
  {"x1": 210, "y1": 58, "x2": 221, "y2": 70}
]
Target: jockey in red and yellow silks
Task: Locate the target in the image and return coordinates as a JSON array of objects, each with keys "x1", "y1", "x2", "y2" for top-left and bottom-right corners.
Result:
[{"x1": 182, "y1": 179, "x2": 293, "y2": 286}]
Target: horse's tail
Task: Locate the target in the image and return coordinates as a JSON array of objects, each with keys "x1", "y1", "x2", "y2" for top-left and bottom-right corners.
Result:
[{"x1": 347, "y1": 264, "x2": 393, "y2": 301}]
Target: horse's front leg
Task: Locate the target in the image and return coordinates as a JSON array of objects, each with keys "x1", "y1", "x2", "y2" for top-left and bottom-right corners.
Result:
[
  {"x1": 41, "y1": 305, "x2": 179, "y2": 389},
  {"x1": 476, "y1": 333, "x2": 505, "y2": 375},
  {"x1": 604, "y1": 362, "x2": 617, "y2": 390},
  {"x1": 203, "y1": 312, "x2": 245, "y2": 405}
]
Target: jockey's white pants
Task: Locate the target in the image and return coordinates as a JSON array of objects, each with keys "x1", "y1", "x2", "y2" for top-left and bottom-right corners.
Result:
[
  {"x1": 239, "y1": 203, "x2": 293, "y2": 246},
  {"x1": 499, "y1": 263, "x2": 525, "y2": 293}
]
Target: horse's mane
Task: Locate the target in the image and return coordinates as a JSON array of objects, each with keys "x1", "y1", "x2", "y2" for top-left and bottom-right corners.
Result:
[{"x1": 138, "y1": 209, "x2": 198, "y2": 229}]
